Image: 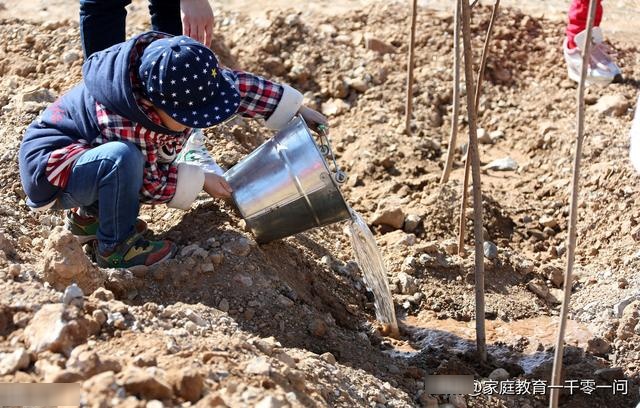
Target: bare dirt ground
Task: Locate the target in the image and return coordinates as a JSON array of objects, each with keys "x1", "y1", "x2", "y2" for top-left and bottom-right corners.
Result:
[{"x1": 1, "y1": 0, "x2": 640, "y2": 407}]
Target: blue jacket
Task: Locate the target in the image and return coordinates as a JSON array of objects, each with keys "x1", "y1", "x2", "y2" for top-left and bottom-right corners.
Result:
[{"x1": 18, "y1": 32, "x2": 181, "y2": 210}]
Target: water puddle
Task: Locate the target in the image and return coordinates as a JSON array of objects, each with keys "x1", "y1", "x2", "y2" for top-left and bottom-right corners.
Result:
[
  {"x1": 395, "y1": 312, "x2": 593, "y2": 374},
  {"x1": 347, "y1": 210, "x2": 399, "y2": 337}
]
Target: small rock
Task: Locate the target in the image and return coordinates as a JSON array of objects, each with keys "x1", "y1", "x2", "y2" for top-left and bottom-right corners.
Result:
[
  {"x1": 285, "y1": 367, "x2": 306, "y2": 391},
  {"x1": 66, "y1": 346, "x2": 121, "y2": 378},
  {"x1": 527, "y1": 279, "x2": 550, "y2": 300},
  {"x1": 309, "y1": 318, "x2": 327, "y2": 337},
  {"x1": 546, "y1": 266, "x2": 564, "y2": 288},
  {"x1": 320, "y1": 352, "x2": 336, "y2": 364},
  {"x1": 24, "y1": 303, "x2": 90, "y2": 356},
  {"x1": 401, "y1": 255, "x2": 417, "y2": 274},
  {"x1": 0, "y1": 232, "x2": 15, "y2": 256},
  {"x1": 168, "y1": 368, "x2": 203, "y2": 403},
  {"x1": 121, "y1": 366, "x2": 173, "y2": 400},
  {"x1": 245, "y1": 356, "x2": 271, "y2": 376},
  {"x1": 477, "y1": 128, "x2": 491, "y2": 144},
  {"x1": 200, "y1": 262, "x2": 214, "y2": 273},
  {"x1": 346, "y1": 77, "x2": 369, "y2": 93},
  {"x1": 108, "y1": 312, "x2": 126, "y2": 329},
  {"x1": 321, "y1": 98, "x2": 350, "y2": 116},
  {"x1": 483, "y1": 157, "x2": 518, "y2": 171},
  {"x1": 613, "y1": 295, "x2": 638, "y2": 318},
  {"x1": 489, "y1": 130, "x2": 504, "y2": 141},
  {"x1": 7, "y1": 263, "x2": 21, "y2": 278},
  {"x1": 372, "y1": 199, "x2": 405, "y2": 229},
  {"x1": 442, "y1": 240, "x2": 458, "y2": 255},
  {"x1": 403, "y1": 214, "x2": 421, "y2": 233},
  {"x1": 20, "y1": 87, "x2": 56, "y2": 104},
  {"x1": 256, "y1": 395, "x2": 285, "y2": 408},
  {"x1": 277, "y1": 295, "x2": 294, "y2": 308},
  {"x1": 92, "y1": 309, "x2": 107, "y2": 326},
  {"x1": 254, "y1": 337, "x2": 277, "y2": 355},
  {"x1": 592, "y1": 94, "x2": 629, "y2": 117},
  {"x1": 222, "y1": 237, "x2": 253, "y2": 257},
  {"x1": 483, "y1": 241, "x2": 498, "y2": 260},
  {"x1": 398, "y1": 272, "x2": 418, "y2": 295},
  {"x1": 489, "y1": 368, "x2": 509, "y2": 381},
  {"x1": 364, "y1": 34, "x2": 397, "y2": 54},
  {"x1": 185, "y1": 309, "x2": 208, "y2": 327},
  {"x1": 180, "y1": 244, "x2": 199, "y2": 258},
  {"x1": 218, "y1": 299, "x2": 230, "y2": 313},
  {"x1": 62, "y1": 51, "x2": 81, "y2": 65},
  {"x1": 209, "y1": 252, "x2": 224, "y2": 265},
  {"x1": 92, "y1": 287, "x2": 114, "y2": 302},
  {"x1": 539, "y1": 215, "x2": 558, "y2": 229},
  {"x1": 62, "y1": 283, "x2": 84, "y2": 309},
  {"x1": 0, "y1": 348, "x2": 30, "y2": 375},
  {"x1": 235, "y1": 274, "x2": 253, "y2": 287},
  {"x1": 587, "y1": 337, "x2": 610, "y2": 355},
  {"x1": 146, "y1": 401, "x2": 164, "y2": 408},
  {"x1": 616, "y1": 301, "x2": 639, "y2": 341},
  {"x1": 594, "y1": 367, "x2": 624, "y2": 381}
]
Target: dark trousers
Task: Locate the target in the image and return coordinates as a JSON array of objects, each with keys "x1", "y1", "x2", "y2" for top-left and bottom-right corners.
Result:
[{"x1": 80, "y1": 0, "x2": 182, "y2": 58}]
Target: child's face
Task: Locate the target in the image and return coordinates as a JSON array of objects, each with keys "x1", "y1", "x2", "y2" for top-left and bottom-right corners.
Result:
[
  {"x1": 140, "y1": 99, "x2": 191, "y2": 133},
  {"x1": 154, "y1": 106, "x2": 191, "y2": 133}
]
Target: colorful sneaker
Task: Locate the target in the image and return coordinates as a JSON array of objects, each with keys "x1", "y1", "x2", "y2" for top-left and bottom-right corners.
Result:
[
  {"x1": 65, "y1": 209, "x2": 148, "y2": 244},
  {"x1": 95, "y1": 233, "x2": 176, "y2": 268},
  {"x1": 563, "y1": 27, "x2": 621, "y2": 85}
]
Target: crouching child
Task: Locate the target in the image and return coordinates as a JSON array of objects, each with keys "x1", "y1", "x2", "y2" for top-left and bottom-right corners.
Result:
[{"x1": 19, "y1": 32, "x2": 326, "y2": 268}]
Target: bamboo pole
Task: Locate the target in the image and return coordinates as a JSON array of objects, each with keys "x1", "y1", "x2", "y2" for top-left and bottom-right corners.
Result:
[
  {"x1": 549, "y1": 0, "x2": 597, "y2": 406},
  {"x1": 405, "y1": 0, "x2": 418, "y2": 135},
  {"x1": 458, "y1": 0, "x2": 500, "y2": 256},
  {"x1": 440, "y1": 0, "x2": 462, "y2": 184},
  {"x1": 459, "y1": 0, "x2": 486, "y2": 362}
]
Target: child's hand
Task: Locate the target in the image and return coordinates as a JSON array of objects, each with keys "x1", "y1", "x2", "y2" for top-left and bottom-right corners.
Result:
[
  {"x1": 298, "y1": 105, "x2": 328, "y2": 134},
  {"x1": 204, "y1": 173, "x2": 233, "y2": 199}
]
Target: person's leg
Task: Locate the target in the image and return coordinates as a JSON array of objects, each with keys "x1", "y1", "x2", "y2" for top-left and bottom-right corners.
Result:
[
  {"x1": 79, "y1": 0, "x2": 132, "y2": 58},
  {"x1": 148, "y1": 0, "x2": 182, "y2": 36},
  {"x1": 57, "y1": 141, "x2": 144, "y2": 252},
  {"x1": 566, "y1": 0, "x2": 603, "y2": 49}
]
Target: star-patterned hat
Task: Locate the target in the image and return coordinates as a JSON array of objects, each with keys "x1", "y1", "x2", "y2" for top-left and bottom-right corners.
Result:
[{"x1": 138, "y1": 36, "x2": 241, "y2": 128}]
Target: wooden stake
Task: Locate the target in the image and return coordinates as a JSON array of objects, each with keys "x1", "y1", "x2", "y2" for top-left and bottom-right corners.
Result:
[
  {"x1": 549, "y1": 0, "x2": 597, "y2": 406},
  {"x1": 458, "y1": 0, "x2": 500, "y2": 256},
  {"x1": 440, "y1": 0, "x2": 462, "y2": 184},
  {"x1": 405, "y1": 0, "x2": 418, "y2": 135},
  {"x1": 460, "y1": 0, "x2": 486, "y2": 362}
]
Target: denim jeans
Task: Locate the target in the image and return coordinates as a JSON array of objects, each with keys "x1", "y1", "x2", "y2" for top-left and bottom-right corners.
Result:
[
  {"x1": 79, "y1": 0, "x2": 182, "y2": 58},
  {"x1": 54, "y1": 141, "x2": 144, "y2": 253}
]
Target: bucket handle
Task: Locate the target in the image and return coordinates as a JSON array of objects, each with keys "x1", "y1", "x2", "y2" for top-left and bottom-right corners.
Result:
[{"x1": 316, "y1": 124, "x2": 348, "y2": 185}]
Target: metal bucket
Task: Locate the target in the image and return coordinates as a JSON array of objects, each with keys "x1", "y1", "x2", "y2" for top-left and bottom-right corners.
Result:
[{"x1": 224, "y1": 116, "x2": 351, "y2": 243}]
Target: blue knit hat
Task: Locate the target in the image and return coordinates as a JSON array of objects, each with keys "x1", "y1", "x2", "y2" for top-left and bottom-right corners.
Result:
[{"x1": 138, "y1": 36, "x2": 241, "y2": 128}]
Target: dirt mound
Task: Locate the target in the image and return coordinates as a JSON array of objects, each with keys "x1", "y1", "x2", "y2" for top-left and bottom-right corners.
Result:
[{"x1": 0, "y1": 2, "x2": 639, "y2": 407}]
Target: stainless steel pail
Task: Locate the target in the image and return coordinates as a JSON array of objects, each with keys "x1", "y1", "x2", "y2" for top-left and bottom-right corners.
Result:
[{"x1": 224, "y1": 117, "x2": 351, "y2": 243}]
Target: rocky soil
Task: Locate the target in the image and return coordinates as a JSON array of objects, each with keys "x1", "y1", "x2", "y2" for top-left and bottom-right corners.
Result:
[{"x1": 1, "y1": 2, "x2": 640, "y2": 407}]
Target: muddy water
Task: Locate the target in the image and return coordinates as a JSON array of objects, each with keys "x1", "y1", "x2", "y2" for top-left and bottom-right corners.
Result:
[
  {"x1": 395, "y1": 312, "x2": 593, "y2": 374},
  {"x1": 348, "y1": 210, "x2": 400, "y2": 337}
]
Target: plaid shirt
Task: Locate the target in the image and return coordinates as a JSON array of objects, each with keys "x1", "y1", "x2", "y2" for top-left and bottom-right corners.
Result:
[{"x1": 45, "y1": 36, "x2": 284, "y2": 204}]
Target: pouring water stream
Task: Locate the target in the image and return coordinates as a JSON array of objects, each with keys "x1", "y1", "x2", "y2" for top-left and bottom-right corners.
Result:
[{"x1": 347, "y1": 209, "x2": 400, "y2": 338}]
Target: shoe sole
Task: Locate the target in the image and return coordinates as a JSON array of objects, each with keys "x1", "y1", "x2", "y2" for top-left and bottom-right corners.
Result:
[{"x1": 567, "y1": 67, "x2": 613, "y2": 86}]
